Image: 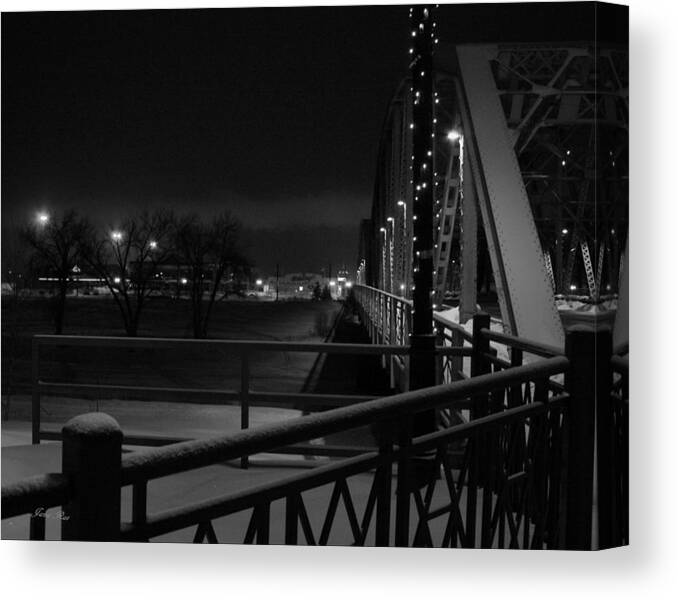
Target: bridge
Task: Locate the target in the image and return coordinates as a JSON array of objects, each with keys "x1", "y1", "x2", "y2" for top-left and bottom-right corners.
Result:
[{"x1": 1, "y1": 6, "x2": 628, "y2": 550}]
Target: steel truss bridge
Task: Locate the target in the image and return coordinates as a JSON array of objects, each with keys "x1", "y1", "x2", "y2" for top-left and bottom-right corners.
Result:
[
  {"x1": 1, "y1": 17, "x2": 629, "y2": 551},
  {"x1": 358, "y1": 41, "x2": 628, "y2": 350}
]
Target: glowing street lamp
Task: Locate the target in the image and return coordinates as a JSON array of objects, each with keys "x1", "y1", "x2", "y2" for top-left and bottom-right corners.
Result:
[
  {"x1": 111, "y1": 231, "x2": 123, "y2": 242},
  {"x1": 36, "y1": 212, "x2": 50, "y2": 226},
  {"x1": 255, "y1": 279, "x2": 263, "y2": 286},
  {"x1": 113, "y1": 277, "x2": 121, "y2": 284},
  {"x1": 446, "y1": 129, "x2": 461, "y2": 142},
  {"x1": 181, "y1": 278, "x2": 188, "y2": 285},
  {"x1": 149, "y1": 240, "x2": 158, "y2": 250}
]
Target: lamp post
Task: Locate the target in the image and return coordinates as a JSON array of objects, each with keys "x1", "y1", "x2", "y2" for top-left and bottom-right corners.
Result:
[
  {"x1": 379, "y1": 226, "x2": 388, "y2": 291},
  {"x1": 387, "y1": 216, "x2": 395, "y2": 294}
]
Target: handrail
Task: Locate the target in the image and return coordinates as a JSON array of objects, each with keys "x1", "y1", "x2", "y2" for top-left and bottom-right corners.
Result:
[
  {"x1": 120, "y1": 356, "x2": 569, "y2": 484},
  {"x1": 433, "y1": 312, "x2": 474, "y2": 342},
  {"x1": 33, "y1": 334, "x2": 410, "y2": 355},
  {"x1": 353, "y1": 283, "x2": 412, "y2": 305},
  {"x1": 1, "y1": 473, "x2": 71, "y2": 519},
  {"x1": 480, "y1": 327, "x2": 564, "y2": 358}
]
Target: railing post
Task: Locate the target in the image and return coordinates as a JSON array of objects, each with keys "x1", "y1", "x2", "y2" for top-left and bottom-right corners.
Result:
[
  {"x1": 470, "y1": 313, "x2": 491, "y2": 422},
  {"x1": 470, "y1": 313, "x2": 491, "y2": 488},
  {"x1": 564, "y1": 328, "x2": 611, "y2": 550},
  {"x1": 470, "y1": 312, "x2": 491, "y2": 382},
  {"x1": 375, "y1": 421, "x2": 394, "y2": 546},
  {"x1": 61, "y1": 413, "x2": 122, "y2": 541},
  {"x1": 435, "y1": 322, "x2": 445, "y2": 385},
  {"x1": 394, "y1": 417, "x2": 412, "y2": 547},
  {"x1": 595, "y1": 330, "x2": 614, "y2": 548},
  {"x1": 31, "y1": 338, "x2": 40, "y2": 445},
  {"x1": 240, "y1": 351, "x2": 250, "y2": 469}
]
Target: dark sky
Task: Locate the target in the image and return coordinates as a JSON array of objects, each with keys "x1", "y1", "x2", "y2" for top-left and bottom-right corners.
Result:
[{"x1": 1, "y1": 3, "x2": 627, "y2": 274}]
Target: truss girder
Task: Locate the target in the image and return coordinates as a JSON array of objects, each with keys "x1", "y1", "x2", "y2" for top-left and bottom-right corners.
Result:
[{"x1": 457, "y1": 45, "x2": 565, "y2": 348}]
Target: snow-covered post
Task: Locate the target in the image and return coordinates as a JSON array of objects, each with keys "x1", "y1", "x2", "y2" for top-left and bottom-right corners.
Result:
[{"x1": 61, "y1": 413, "x2": 122, "y2": 541}]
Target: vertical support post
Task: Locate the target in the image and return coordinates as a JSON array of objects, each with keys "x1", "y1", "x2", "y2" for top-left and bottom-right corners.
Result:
[
  {"x1": 564, "y1": 328, "x2": 609, "y2": 550},
  {"x1": 61, "y1": 413, "x2": 122, "y2": 541},
  {"x1": 375, "y1": 422, "x2": 394, "y2": 546},
  {"x1": 470, "y1": 313, "x2": 491, "y2": 405},
  {"x1": 255, "y1": 504, "x2": 270, "y2": 544},
  {"x1": 240, "y1": 351, "x2": 250, "y2": 469},
  {"x1": 459, "y1": 143, "x2": 478, "y2": 324},
  {"x1": 595, "y1": 331, "x2": 613, "y2": 548},
  {"x1": 284, "y1": 495, "x2": 299, "y2": 545},
  {"x1": 470, "y1": 313, "x2": 491, "y2": 489},
  {"x1": 31, "y1": 338, "x2": 40, "y2": 445},
  {"x1": 394, "y1": 417, "x2": 412, "y2": 547},
  {"x1": 132, "y1": 482, "x2": 148, "y2": 542},
  {"x1": 29, "y1": 512, "x2": 46, "y2": 540},
  {"x1": 409, "y1": 4, "x2": 437, "y2": 439}
]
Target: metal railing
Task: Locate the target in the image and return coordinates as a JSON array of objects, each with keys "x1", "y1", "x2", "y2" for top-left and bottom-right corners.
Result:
[
  {"x1": 3, "y1": 290, "x2": 628, "y2": 549},
  {"x1": 353, "y1": 284, "x2": 562, "y2": 391},
  {"x1": 30, "y1": 333, "x2": 465, "y2": 466},
  {"x1": 3, "y1": 355, "x2": 572, "y2": 547},
  {"x1": 352, "y1": 284, "x2": 629, "y2": 549}
]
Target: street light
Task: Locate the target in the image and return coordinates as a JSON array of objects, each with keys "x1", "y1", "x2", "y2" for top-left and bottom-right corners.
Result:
[
  {"x1": 111, "y1": 231, "x2": 123, "y2": 242},
  {"x1": 149, "y1": 240, "x2": 158, "y2": 250},
  {"x1": 446, "y1": 129, "x2": 461, "y2": 142},
  {"x1": 36, "y1": 212, "x2": 50, "y2": 225},
  {"x1": 255, "y1": 279, "x2": 263, "y2": 286}
]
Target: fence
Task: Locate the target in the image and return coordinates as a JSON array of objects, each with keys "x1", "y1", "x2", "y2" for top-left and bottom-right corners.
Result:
[
  {"x1": 352, "y1": 284, "x2": 562, "y2": 388},
  {"x1": 4, "y1": 355, "x2": 571, "y2": 547},
  {"x1": 30, "y1": 334, "x2": 465, "y2": 467},
  {"x1": 352, "y1": 284, "x2": 629, "y2": 548},
  {"x1": 3, "y1": 299, "x2": 628, "y2": 548}
]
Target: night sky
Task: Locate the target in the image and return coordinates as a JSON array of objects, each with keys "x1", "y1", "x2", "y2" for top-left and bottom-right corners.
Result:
[{"x1": 1, "y1": 3, "x2": 627, "y2": 274}]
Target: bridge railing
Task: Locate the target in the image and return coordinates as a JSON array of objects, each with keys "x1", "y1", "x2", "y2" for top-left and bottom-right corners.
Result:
[
  {"x1": 3, "y1": 355, "x2": 575, "y2": 547},
  {"x1": 29, "y1": 334, "x2": 465, "y2": 466},
  {"x1": 353, "y1": 284, "x2": 563, "y2": 390}
]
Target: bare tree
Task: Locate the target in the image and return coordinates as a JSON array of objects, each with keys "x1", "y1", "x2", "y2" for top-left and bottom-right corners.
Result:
[
  {"x1": 21, "y1": 209, "x2": 90, "y2": 334},
  {"x1": 175, "y1": 211, "x2": 248, "y2": 338},
  {"x1": 81, "y1": 209, "x2": 175, "y2": 336}
]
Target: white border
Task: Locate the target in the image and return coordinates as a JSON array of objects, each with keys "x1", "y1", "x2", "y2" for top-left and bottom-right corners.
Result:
[{"x1": 2, "y1": 1, "x2": 676, "y2": 599}]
